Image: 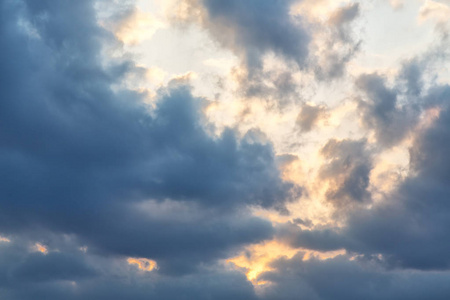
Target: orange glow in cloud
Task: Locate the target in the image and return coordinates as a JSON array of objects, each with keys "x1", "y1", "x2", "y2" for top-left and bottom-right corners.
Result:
[
  {"x1": 227, "y1": 241, "x2": 298, "y2": 284},
  {"x1": 420, "y1": 106, "x2": 442, "y2": 128},
  {"x1": 0, "y1": 236, "x2": 10, "y2": 243},
  {"x1": 228, "y1": 240, "x2": 346, "y2": 285},
  {"x1": 127, "y1": 257, "x2": 158, "y2": 272},
  {"x1": 32, "y1": 243, "x2": 48, "y2": 255}
]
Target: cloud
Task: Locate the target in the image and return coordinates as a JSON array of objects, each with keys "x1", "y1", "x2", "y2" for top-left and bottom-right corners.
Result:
[
  {"x1": 3, "y1": 0, "x2": 450, "y2": 299},
  {"x1": 0, "y1": 237, "x2": 258, "y2": 300},
  {"x1": 231, "y1": 68, "x2": 302, "y2": 109},
  {"x1": 419, "y1": 0, "x2": 450, "y2": 25},
  {"x1": 328, "y1": 3, "x2": 360, "y2": 43},
  {"x1": 356, "y1": 73, "x2": 419, "y2": 147},
  {"x1": 312, "y1": 3, "x2": 362, "y2": 81},
  {"x1": 296, "y1": 103, "x2": 328, "y2": 133},
  {"x1": 170, "y1": 0, "x2": 361, "y2": 111},
  {"x1": 276, "y1": 222, "x2": 349, "y2": 252},
  {"x1": 0, "y1": 0, "x2": 299, "y2": 281},
  {"x1": 346, "y1": 93, "x2": 450, "y2": 269},
  {"x1": 176, "y1": 0, "x2": 310, "y2": 71},
  {"x1": 258, "y1": 253, "x2": 450, "y2": 300},
  {"x1": 319, "y1": 139, "x2": 373, "y2": 207},
  {"x1": 276, "y1": 87, "x2": 450, "y2": 270},
  {"x1": 12, "y1": 252, "x2": 98, "y2": 283},
  {"x1": 105, "y1": 8, "x2": 165, "y2": 45}
]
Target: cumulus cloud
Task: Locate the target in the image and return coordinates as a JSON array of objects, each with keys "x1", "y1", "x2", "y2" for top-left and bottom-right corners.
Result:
[
  {"x1": 171, "y1": 0, "x2": 361, "y2": 109},
  {"x1": 276, "y1": 87, "x2": 450, "y2": 270},
  {"x1": 3, "y1": 0, "x2": 450, "y2": 299},
  {"x1": 0, "y1": 0, "x2": 299, "y2": 288}
]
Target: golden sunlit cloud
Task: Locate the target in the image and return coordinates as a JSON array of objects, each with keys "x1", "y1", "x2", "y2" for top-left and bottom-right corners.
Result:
[
  {"x1": 227, "y1": 240, "x2": 298, "y2": 284},
  {"x1": 114, "y1": 10, "x2": 165, "y2": 45},
  {"x1": 127, "y1": 257, "x2": 158, "y2": 272},
  {"x1": 228, "y1": 240, "x2": 347, "y2": 286}
]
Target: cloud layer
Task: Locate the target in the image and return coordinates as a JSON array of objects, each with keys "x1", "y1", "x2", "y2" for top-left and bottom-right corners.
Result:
[{"x1": 2, "y1": 0, "x2": 450, "y2": 299}]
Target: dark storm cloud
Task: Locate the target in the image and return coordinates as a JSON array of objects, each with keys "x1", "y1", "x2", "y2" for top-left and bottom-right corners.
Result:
[
  {"x1": 2, "y1": 269, "x2": 258, "y2": 300},
  {"x1": 356, "y1": 73, "x2": 419, "y2": 147},
  {"x1": 12, "y1": 252, "x2": 98, "y2": 283},
  {"x1": 0, "y1": 0, "x2": 298, "y2": 284},
  {"x1": 0, "y1": 238, "x2": 97, "y2": 288},
  {"x1": 344, "y1": 90, "x2": 450, "y2": 270},
  {"x1": 258, "y1": 253, "x2": 450, "y2": 300},
  {"x1": 0, "y1": 238, "x2": 258, "y2": 300},
  {"x1": 80, "y1": 202, "x2": 274, "y2": 275},
  {"x1": 276, "y1": 222, "x2": 349, "y2": 252},
  {"x1": 319, "y1": 139, "x2": 373, "y2": 207}
]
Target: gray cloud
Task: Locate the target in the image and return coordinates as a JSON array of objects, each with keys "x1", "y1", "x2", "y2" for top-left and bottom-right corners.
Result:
[
  {"x1": 231, "y1": 69, "x2": 302, "y2": 109},
  {"x1": 296, "y1": 103, "x2": 328, "y2": 133},
  {"x1": 259, "y1": 253, "x2": 450, "y2": 300},
  {"x1": 319, "y1": 139, "x2": 373, "y2": 207},
  {"x1": 3, "y1": 0, "x2": 450, "y2": 299},
  {"x1": 276, "y1": 222, "x2": 349, "y2": 252},
  {"x1": 196, "y1": 0, "x2": 310, "y2": 70},
  {"x1": 0, "y1": 237, "x2": 258, "y2": 300},
  {"x1": 0, "y1": 0, "x2": 298, "y2": 281},
  {"x1": 356, "y1": 73, "x2": 419, "y2": 147},
  {"x1": 313, "y1": 3, "x2": 361, "y2": 81},
  {"x1": 174, "y1": 0, "x2": 361, "y2": 110},
  {"x1": 277, "y1": 88, "x2": 450, "y2": 270},
  {"x1": 329, "y1": 3, "x2": 361, "y2": 43}
]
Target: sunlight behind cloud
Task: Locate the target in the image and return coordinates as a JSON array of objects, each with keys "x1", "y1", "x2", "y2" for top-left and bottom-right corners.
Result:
[
  {"x1": 127, "y1": 257, "x2": 158, "y2": 272},
  {"x1": 115, "y1": 10, "x2": 165, "y2": 45},
  {"x1": 31, "y1": 243, "x2": 49, "y2": 255},
  {"x1": 419, "y1": 0, "x2": 450, "y2": 24},
  {"x1": 3, "y1": 0, "x2": 450, "y2": 298}
]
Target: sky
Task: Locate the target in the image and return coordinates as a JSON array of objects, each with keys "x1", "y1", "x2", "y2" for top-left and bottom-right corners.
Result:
[{"x1": 1, "y1": 0, "x2": 450, "y2": 299}]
